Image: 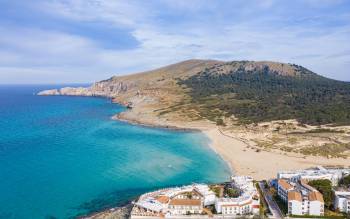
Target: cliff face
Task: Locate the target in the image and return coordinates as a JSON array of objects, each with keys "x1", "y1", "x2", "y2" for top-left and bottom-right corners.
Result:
[{"x1": 37, "y1": 81, "x2": 134, "y2": 98}]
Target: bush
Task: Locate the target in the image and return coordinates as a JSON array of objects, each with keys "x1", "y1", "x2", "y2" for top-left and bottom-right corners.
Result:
[
  {"x1": 216, "y1": 118, "x2": 225, "y2": 126},
  {"x1": 339, "y1": 175, "x2": 350, "y2": 187},
  {"x1": 226, "y1": 188, "x2": 240, "y2": 198}
]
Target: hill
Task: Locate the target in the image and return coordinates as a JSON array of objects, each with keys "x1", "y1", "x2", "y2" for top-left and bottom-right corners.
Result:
[
  {"x1": 39, "y1": 59, "x2": 350, "y2": 126},
  {"x1": 178, "y1": 61, "x2": 350, "y2": 125}
]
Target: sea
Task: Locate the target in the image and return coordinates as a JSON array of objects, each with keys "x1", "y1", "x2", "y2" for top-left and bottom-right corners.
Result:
[{"x1": 0, "y1": 85, "x2": 231, "y2": 219}]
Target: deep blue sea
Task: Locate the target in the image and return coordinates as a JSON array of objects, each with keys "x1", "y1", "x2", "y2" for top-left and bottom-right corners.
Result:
[{"x1": 0, "y1": 85, "x2": 230, "y2": 219}]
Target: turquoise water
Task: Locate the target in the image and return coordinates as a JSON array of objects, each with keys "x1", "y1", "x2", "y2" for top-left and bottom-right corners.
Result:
[{"x1": 0, "y1": 85, "x2": 230, "y2": 219}]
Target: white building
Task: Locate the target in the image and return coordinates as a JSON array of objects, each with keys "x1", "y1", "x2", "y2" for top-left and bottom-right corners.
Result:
[
  {"x1": 277, "y1": 178, "x2": 324, "y2": 216},
  {"x1": 215, "y1": 176, "x2": 260, "y2": 216},
  {"x1": 131, "y1": 184, "x2": 215, "y2": 217},
  {"x1": 334, "y1": 190, "x2": 350, "y2": 213},
  {"x1": 288, "y1": 190, "x2": 324, "y2": 216},
  {"x1": 168, "y1": 199, "x2": 203, "y2": 215},
  {"x1": 132, "y1": 177, "x2": 260, "y2": 218},
  {"x1": 194, "y1": 184, "x2": 216, "y2": 206},
  {"x1": 288, "y1": 191, "x2": 303, "y2": 215},
  {"x1": 277, "y1": 166, "x2": 350, "y2": 186}
]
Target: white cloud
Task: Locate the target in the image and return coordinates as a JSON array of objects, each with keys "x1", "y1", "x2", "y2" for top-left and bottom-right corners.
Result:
[
  {"x1": 1, "y1": 0, "x2": 350, "y2": 83},
  {"x1": 39, "y1": 0, "x2": 151, "y2": 28}
]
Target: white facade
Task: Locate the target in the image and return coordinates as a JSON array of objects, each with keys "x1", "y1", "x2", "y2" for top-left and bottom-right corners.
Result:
[
  {"x1": 216, "y1": 196, "x2": 259, "y2": 216},
  {"x1": 194, "y1": 184, "x2": 216, "y2": 206},
  {"x1": 309, "y1": 200, "x2": 324, "y2": 216},
  {"x1": 277, "y1": 166, "x2": 350, "y2": 186},
  {"x1": 278, "y1": 178, "x2": 324, "y2": 216},
  {"x1": 334, "y1": 190, "x2": 350, "y2": 213},
  {"x1": 288, "y1": 199, "x2": 324, "y2": 216},
  {"x1": 168, "y1": 200, "x2": 203, "y2": 215},
  {"x1": 288, "y1": 199, "x2": 302, "y2": 215}
]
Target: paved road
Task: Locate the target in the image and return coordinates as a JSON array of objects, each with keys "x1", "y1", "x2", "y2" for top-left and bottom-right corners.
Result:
[{"x1": 258, "y1": 181, "x2": 284, "y2": 219}]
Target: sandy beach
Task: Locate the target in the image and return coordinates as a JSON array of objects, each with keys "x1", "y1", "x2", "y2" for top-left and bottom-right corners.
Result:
[{"x1": 203, "y1": 127, "x2": 350, "y2": 180}]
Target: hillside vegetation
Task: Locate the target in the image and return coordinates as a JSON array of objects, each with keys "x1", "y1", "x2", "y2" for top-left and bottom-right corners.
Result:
[{"x1": 178, "y1": 61, "x2": 350, "y2": 125}]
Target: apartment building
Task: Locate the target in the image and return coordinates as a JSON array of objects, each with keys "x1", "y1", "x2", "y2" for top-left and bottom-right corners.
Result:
[
  {"x1": 277, "y1": 178, "x2": 324, "y2": 216},
  {"x1": 277, "y1": 166, "x2": 350, "y2": 186}
]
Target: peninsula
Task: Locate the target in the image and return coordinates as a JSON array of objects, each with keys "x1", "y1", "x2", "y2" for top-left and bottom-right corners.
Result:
[{"x1": 39, "y1": 59, "x2": 350, "y2": 180}]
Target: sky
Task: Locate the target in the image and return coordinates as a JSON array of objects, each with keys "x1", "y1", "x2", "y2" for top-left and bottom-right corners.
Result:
[{"x1": 0, "y1": 0, "x2": 349, "y2": 84}]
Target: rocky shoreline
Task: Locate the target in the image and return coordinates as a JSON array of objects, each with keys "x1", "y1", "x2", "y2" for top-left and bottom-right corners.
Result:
[
  {"x1": 80, "y1": 203, "x2": 133, "y2": 219},
  {"x1": 38, "y1": 86, "x2": 202, "y2": 132}
]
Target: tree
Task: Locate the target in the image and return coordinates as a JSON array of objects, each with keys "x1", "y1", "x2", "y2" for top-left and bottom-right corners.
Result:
[
  {"x1": 339, "y1": 174, "x2": 350, "y2": 187},
  {"x1": 308, "y1": 179, "x2": 333, "y2": 208},
  {"x1": 226, "y1": 188, "x2": 240, "y2": 198}
]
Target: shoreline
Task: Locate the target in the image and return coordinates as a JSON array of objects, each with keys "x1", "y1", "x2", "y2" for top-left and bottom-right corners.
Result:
[
  {"x1": 202, "y1": 129, "x2": 236, "y2": 176},
  {"x1": 114, "y1": 111, "x2": 349, "y2": 180},
  {"x1": 38, "y1": 93, "x2": 350, "y2": 180},
  {"x1": 112, "y1": 114, "x2": 201, "y2": 132}
]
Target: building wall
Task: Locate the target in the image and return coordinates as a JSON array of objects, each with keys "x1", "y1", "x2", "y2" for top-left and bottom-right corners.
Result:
[
  {"x1": 301, "y1": 200, "x2": 309, "y2": 215},
  {"x1": 203, "y1": 194, "x2": 216, "y2": 206},
  {"x1": 221, "y1": 204, "x2": 251, "y2": 215},
  {"x1": 288, "y1": 200, "x2": 302, "y2": 215},
  {"x1": 300, "y1": 174, "x2": 336, "y2": 186},
  {"x1": 288, "y1": 199, "x2": 323, "y2": 216},
  {"x1": 174, "y1": 193, "x2": 201, "y2": 200},
  {"x1": 334, "y1": 191, "x2": 350, "y2": 213},
  {"x1": 334, "y1": 195, "x2": 345, "y2": 212},
  {"x1": 215, "y1": 198, "x2": 253, "y2": 214},
  {"x1": 309, "y1": 200, "x2": 324, "y2": 216},
  {"x1": 168, "y1": 205, "x2": 202, "y2": 215},
  {"x1": 277, "y1": 185, "x2": 288, "y2": 202},
  {"x1": 277, "y1": 172, "x2": 299, "y2": 179},
  {"x1": 334, "y1": 195, "x2": 350, "y2": 213}
]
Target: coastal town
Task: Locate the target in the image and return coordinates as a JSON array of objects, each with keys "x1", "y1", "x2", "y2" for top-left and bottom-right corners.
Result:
[{"x1": 85, "y1": 166, "x2": 350, "y2": 219}]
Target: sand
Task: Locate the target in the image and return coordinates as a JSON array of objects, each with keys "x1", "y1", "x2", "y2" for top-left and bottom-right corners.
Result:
[{"x1": 203, "y1": 127, "x2": 350, "y2": 180}]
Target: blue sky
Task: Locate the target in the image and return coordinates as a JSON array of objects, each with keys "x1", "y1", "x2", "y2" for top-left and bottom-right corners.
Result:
[{"x1": 0, "y1": 0, "x2": 349, "y2": 83}]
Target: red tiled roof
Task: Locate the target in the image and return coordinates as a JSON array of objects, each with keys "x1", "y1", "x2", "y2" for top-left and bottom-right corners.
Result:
[
  {"x1": 156, "y1": 196, "x2": 169, "y2": 204},
  {"x1": 288, "y1": 191, "x2": 302, "y2": 202},
  {"x1": 278, "y1": 179, "x2": 294, "y2": 190},
  {"x1": 309, "y1": 191, "x2": 324, "y2": 203},
  {"x1": 169, "y1": 199, "x2": 201, "y2": 206}
]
